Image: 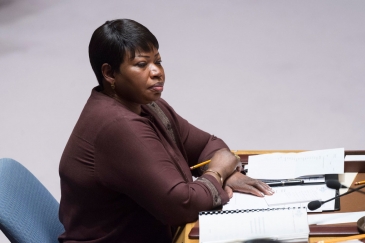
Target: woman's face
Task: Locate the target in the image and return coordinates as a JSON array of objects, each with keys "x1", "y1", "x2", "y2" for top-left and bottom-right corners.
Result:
[{"x1": 113, "y1": 47, "x2": 165, "y2": 107}]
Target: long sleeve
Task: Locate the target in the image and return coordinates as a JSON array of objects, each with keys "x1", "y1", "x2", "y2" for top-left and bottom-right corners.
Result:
[
  {"x1": 95, "y1": 110, "x2": 229, "y2": 226},
  {"x1": 154, "y1": 99, "x2": 230, "y2": 169}
]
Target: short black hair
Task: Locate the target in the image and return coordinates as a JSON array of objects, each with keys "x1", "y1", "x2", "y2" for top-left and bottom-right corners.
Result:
[{"x1": 88, "y1": 19, "x2": 159, "y2": 89}]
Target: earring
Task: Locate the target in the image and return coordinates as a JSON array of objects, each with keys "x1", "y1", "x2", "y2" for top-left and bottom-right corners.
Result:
[{"x1": 111, "y1": 82, "x2": 115, "y2": 90}]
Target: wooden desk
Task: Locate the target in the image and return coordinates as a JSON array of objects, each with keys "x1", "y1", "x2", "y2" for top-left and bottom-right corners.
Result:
[{"x1": 176, "y1": 150, "x2": 365, "y2": 243}]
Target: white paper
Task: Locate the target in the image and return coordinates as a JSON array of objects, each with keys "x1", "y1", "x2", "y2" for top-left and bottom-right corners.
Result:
[
  {"x1": 223, "y1": 192, "x2": 269, "y2": 210},
  {"x1": 308, "y1": 211, "x2": 365, "y2": 225},
  {"x1": 199, "y1": 207, "x2": 309, "y2": 243},
  {"x1": 264, "y1": 184, "x2": 336, "y2": 207},
  {"x1": 224, "y1": 185, "x2": 337, "y2": 213},
  {"x1": 338, "y1": 172, "x2": 358, "y2": 194},
  {"x1": 345, "y1": 155, "x2": 365, "y2": 161},
  {"x1": 247, "y1": 148, "x2": 344, "y2": 179}
]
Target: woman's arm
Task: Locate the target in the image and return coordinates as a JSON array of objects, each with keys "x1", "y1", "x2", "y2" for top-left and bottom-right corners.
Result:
[
  {"x1": 155, "y1": 99, "x2": 274, "y2": 198},
  {"x1": 94, "y1": 116, "x2": 230, "y2": 226},
  {"x1": 155, "y1": 99, "x2": 230, "y2": 169}
]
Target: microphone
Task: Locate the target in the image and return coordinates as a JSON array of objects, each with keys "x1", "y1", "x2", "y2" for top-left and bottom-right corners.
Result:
[
  {"x1": 308, "y1": 180, "x2": 365, "y2": 211},
  {"x1": 326, "y1": 179, "x2": 365, "y2": 195},
  {"x1": 326, "y1": 180, "x2": 343, "y2": 190}
]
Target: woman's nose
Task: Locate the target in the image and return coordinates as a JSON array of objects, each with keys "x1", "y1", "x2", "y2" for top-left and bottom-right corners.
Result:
[{"x1": 150, "y1": 65, "x2": 163, "y2": 78}]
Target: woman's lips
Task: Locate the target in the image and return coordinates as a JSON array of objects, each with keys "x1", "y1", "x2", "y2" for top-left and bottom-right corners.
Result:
[{"x1": 150, "y1": 84, "x2": 164, "y2": 92}]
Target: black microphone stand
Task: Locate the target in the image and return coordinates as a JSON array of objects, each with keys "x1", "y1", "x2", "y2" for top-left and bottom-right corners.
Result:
[{"x1": 308, "y1": 183, "x2": 365, "y2": 211}]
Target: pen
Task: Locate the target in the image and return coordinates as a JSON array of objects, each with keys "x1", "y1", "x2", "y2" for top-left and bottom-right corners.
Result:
[
  {"x1": 355, "y1": 180, "x2": 365, "y2": 185},
  {"x1": 190, "y1": 159, "x2": 211, "y2": 170},
  {"x1": 265, "y1": 180, "x2": 304, "y2": 187},
  {"x1": 190, "y1": 153, "x2": 241, "y2": 170}
]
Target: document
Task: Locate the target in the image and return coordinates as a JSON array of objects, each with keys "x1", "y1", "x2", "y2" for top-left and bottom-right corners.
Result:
[
  {"x1": 223, "y1": 192, "x2": 309, "y2": 211},
  {"x1": 264, "y1": 184, "x2": 336, "y2": 208},
  {"x1": 247, "y1": 148, "x2": 344, "y2": 179},
  {"x1": 345, "y1": 155, "x2": 365, "y2": 161},
  {"x1": 308, "y1": 211, "x2": 365, "y2": 225},
  {"x1": 338, "y1": 172, "x2": 357, "y2": 194},
  {"x1": 199, "y1": 207, "x2": 309, "y2": 243},
  {"x1": 224, "y1": 184, "x2": 336, "y2": 212}
]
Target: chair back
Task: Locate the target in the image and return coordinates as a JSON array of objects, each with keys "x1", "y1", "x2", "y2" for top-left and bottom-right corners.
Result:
[{"x1": 0, "y1": 158, "x2": 64, "y2": 243}]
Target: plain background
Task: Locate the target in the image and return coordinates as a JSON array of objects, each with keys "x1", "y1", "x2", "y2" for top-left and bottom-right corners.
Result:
[{"x1": 0, "y1": 0, "x2": 364, "y2": 241}]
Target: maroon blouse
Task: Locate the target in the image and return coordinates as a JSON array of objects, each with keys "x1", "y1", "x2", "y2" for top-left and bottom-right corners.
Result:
[{"x1": 58, "y1": 88, "x2": 230, "y2": 242}]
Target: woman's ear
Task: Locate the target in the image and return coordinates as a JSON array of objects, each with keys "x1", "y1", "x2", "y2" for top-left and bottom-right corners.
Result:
[{"x1": 101, "y1": 63, "x2": 115, "y2": 85}]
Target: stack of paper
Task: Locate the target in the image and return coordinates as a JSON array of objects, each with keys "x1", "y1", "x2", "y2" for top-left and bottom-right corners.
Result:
[{"x1": 199, "y1": 207, "x2": 309, "y2": 243}]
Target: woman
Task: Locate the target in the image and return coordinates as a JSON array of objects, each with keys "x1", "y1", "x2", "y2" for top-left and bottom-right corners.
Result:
[{"x1": 58, "y1": 19, "x2": 273, "y2": 243}]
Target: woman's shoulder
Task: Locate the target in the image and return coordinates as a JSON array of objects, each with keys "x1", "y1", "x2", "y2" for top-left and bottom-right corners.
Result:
[
  {"x1": 87, "y1": 88, "x2": 138, "y2": 117},
  {"x1": 79, "y1": 89, "x2": 145, "y2": 129}
]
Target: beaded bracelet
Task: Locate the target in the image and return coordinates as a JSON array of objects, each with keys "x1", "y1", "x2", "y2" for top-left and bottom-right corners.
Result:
[{"x1": 204, "y1": 169, "x2": 223, "y2": 184}]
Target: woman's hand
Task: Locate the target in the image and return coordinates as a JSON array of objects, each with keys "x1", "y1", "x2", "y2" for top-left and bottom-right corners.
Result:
[
  {"x1": 224, "y1": 172, "x2": 274, "y2": 198},
  {"x1": 205, "y1": 148, "x2": 242, "y2": 185}
]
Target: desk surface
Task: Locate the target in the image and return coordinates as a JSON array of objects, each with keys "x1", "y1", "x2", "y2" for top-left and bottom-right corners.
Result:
[{"x1": 177, "y1": 150, "x2": 365, "y2": 243}]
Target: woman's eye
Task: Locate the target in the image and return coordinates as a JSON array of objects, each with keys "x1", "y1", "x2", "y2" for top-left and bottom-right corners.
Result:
[
  {"x1": 136, "y1": 62, "x2": 147, "y2": 68},
  {"x1": 156, "y1": 60, "x2": 162, "y2": 65}
]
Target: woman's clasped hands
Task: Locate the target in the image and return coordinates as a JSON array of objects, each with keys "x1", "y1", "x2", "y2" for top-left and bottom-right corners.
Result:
[{"x1": 205, "y1": 148, "x2": 274, "y2": 198}]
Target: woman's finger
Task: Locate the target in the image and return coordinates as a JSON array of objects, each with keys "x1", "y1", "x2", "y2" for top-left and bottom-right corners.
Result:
[
  {"x1": 234, "y1": 184, "x2": 265, "y2": 197},
  {"x1": 246, "y1": 179, "x2": 274, "y2": 195},
  {"x1": 225, "y1": 172, "x2": 274, "y2": 196}
]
